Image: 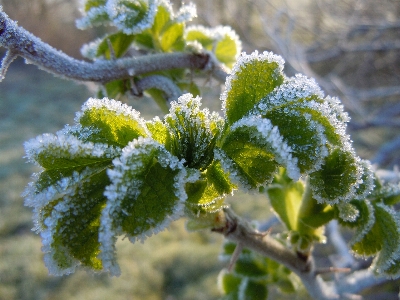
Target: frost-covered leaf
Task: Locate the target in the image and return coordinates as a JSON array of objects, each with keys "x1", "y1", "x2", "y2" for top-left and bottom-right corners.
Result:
[
  {"x1": 23, "y1": 133, "x2": 120, "y2": 275},
  {"x1": 337, "y1": 202, "x2": 360, "y2": 222},
  {"x1": 99, "y1": 138, "x2": 187, "y2": 274},
  {"x1": 262, "y1": 106, "x2": 328, "y2": 174},
  {"x1": 164, "y1": 94, "x2": 222, "y2": 170},
  {"x1": 353, "y1": 160, "x2": 375, "y2": 200},
  {"x1": 151, "y1": 1, "x2": 172, "y2": 36},
  {"x1": 370, "y1": 203, "x2": 400, "y2": 276},
  {"x1": 106, "y1": 0, "x2": 158, "y2": 35},
  {"x1": 217, "y1": 116, "x2": 299, "y2": 191},
  {"x1": 40, "y1": 167, "x2": 109, "y2": 275},
  {"x1": 378, "y1": 183, "x2": 400, "y2": 206},
  {"x1": 185, "y1": 25, "x2": 241, "y2": 70},
  {"x1": 23, "y1": 133, "x2": 120, "y2": 209},
  {"x1": 81, "y1": 0, "x2": 106, "y2": 12},
  {"x1": 74, "y1": 98, "x2": 149, "y2": 147},
  {"x1": 350, "y1": 201, "x2": 400, "y2": 276},
  {"x1": 185, "y1": 25, "x2": 214, "y2": 49},
  {"x1": 221, "y1": 51, "x2": 284, "y2": 125},
  {"x1": 76, "y1": 1, "x2": 110, "y2": 29},
  {"x1": 309, "y1": 147, "x2": 362, "y2": 204},
  {"x1": 146, "y1": 116, "x2": 168, "y2": 145},
  {"x1": 214, "y1": 26, "x2": 242, "y2": 69}
]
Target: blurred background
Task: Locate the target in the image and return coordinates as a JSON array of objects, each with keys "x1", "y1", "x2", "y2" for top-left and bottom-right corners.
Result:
[{"x1": 0, "y1": 0, "x2": 399, "y2": 299}]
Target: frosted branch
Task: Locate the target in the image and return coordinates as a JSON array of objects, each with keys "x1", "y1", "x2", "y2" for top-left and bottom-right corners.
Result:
[
  {"x1": 135, "y1": 75, "x2": 182, "y2": 101},
  {"x1": 327, "y1": 220, "x2": 356, "y2": 268},
  {"x1": 337, "y1": 269, "x2": 388, "y2": 295},
  {"x1": 214, "y1": 207, "x2": 339, "y2": 300},
  {"x1": 0, "y1": 9, "x2": 228, "y2": 83}
]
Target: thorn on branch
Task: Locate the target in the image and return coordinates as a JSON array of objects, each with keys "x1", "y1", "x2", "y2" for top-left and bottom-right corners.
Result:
[
  {"x1": 227, "y1": 242, "x2": 244, "y2": 272},
  {"x1": 0, "y1": 49, "x2": 18, "y2": 81}
]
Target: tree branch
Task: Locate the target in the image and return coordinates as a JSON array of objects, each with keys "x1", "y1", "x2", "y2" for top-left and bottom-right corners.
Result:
[
  {"x1": 214, "y1": 207, "x2": 339, "y2": 300},
  {"x1": 135, "y1": 75, "x2": 182, "y2": 101},
  {"x1": 0, "y1": 8, "x2": 227, "y2": 84}
]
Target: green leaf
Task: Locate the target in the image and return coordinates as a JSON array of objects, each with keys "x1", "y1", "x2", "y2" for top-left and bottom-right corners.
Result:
[
  {"x1": 146, "y1": 117, "x2": 168, "y2": 145},
  {"x1": 309, "y1": 147, "x2": 361, "y2": 204},
  {"x1": 104, "y1": 79, "x2": 129, "y2": 99},
  {"x1": 218, "y1": 269, "x2": 241, "y2": 295},
  {"x1": 77, "y1": 98, "x2": 149, "y2": 147},
  {"x1": 185, "y1": 26, "x2": 214, "y2": 50},
  {"x1": 185, "y1": 25, "x2": 241, "y2": 69},
  {"x1": 267, "y1": 174, "x2": 304, "y2": 231},
  {"x1": 262, "y1": 106, "x2": 328, "y2": 175},
  {"x1": 76, "y1": 3, "x2": 109, "y2": 29},
  {"x1": 353, "y1": 160, "x2": 375, "y2": 200},
  {"x1": 370, "y1": 203, "x2": 400, "y2": 275},
  {"x1": 152, "y1": 3, "x2": 171, "y2": 36},
  {"x1": 134, "y1": 31, "x2": 154, "y2": 49},
  {"x1": 218, "y1": 116, "x2": 300, "y2": 191},
  {"x1": 160, "y1": 22, "x2": 184, "y2": 51},
  {"x1": 99, "y1": 138, "x2": 187, "y2": 273},
  {"x1": 23, "y1": 133, "x2": 119, "y2": 208},
  {"x1": 23, "y1": 131, "x2": 120, "y2": 274},
  {"x1": 222, "y1": 51, "x2": 284, "y2": 125},
  {"x1": 215, "y1": 27, "x2": 241, "y2": 69},
  {"x1": 185, "y1": 160, "x2": 234, "y2": 215},
  {"x1": 377, "y1": 183, "x2": 400, "y2": 206},
  {"x1": 44, "y1": 167, "x2": 109, "y2": 274},
  {"x1": 145, "y1": 88, "x2": 170, "y2": 114},
  {"x1": 96, "y1": 32, "x2": 135, "y2": 59},
  {"x1": 242, "y1": 280, "x2": 268, "y2": 300}
]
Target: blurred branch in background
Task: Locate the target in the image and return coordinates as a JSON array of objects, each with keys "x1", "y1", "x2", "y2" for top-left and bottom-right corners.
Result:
[
  {"x1": 0, "y1": 0, "x2": 94, "y2": 58},
  {"x1": 195, "y1": 0, "x2": 400, "y2": 168}
]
